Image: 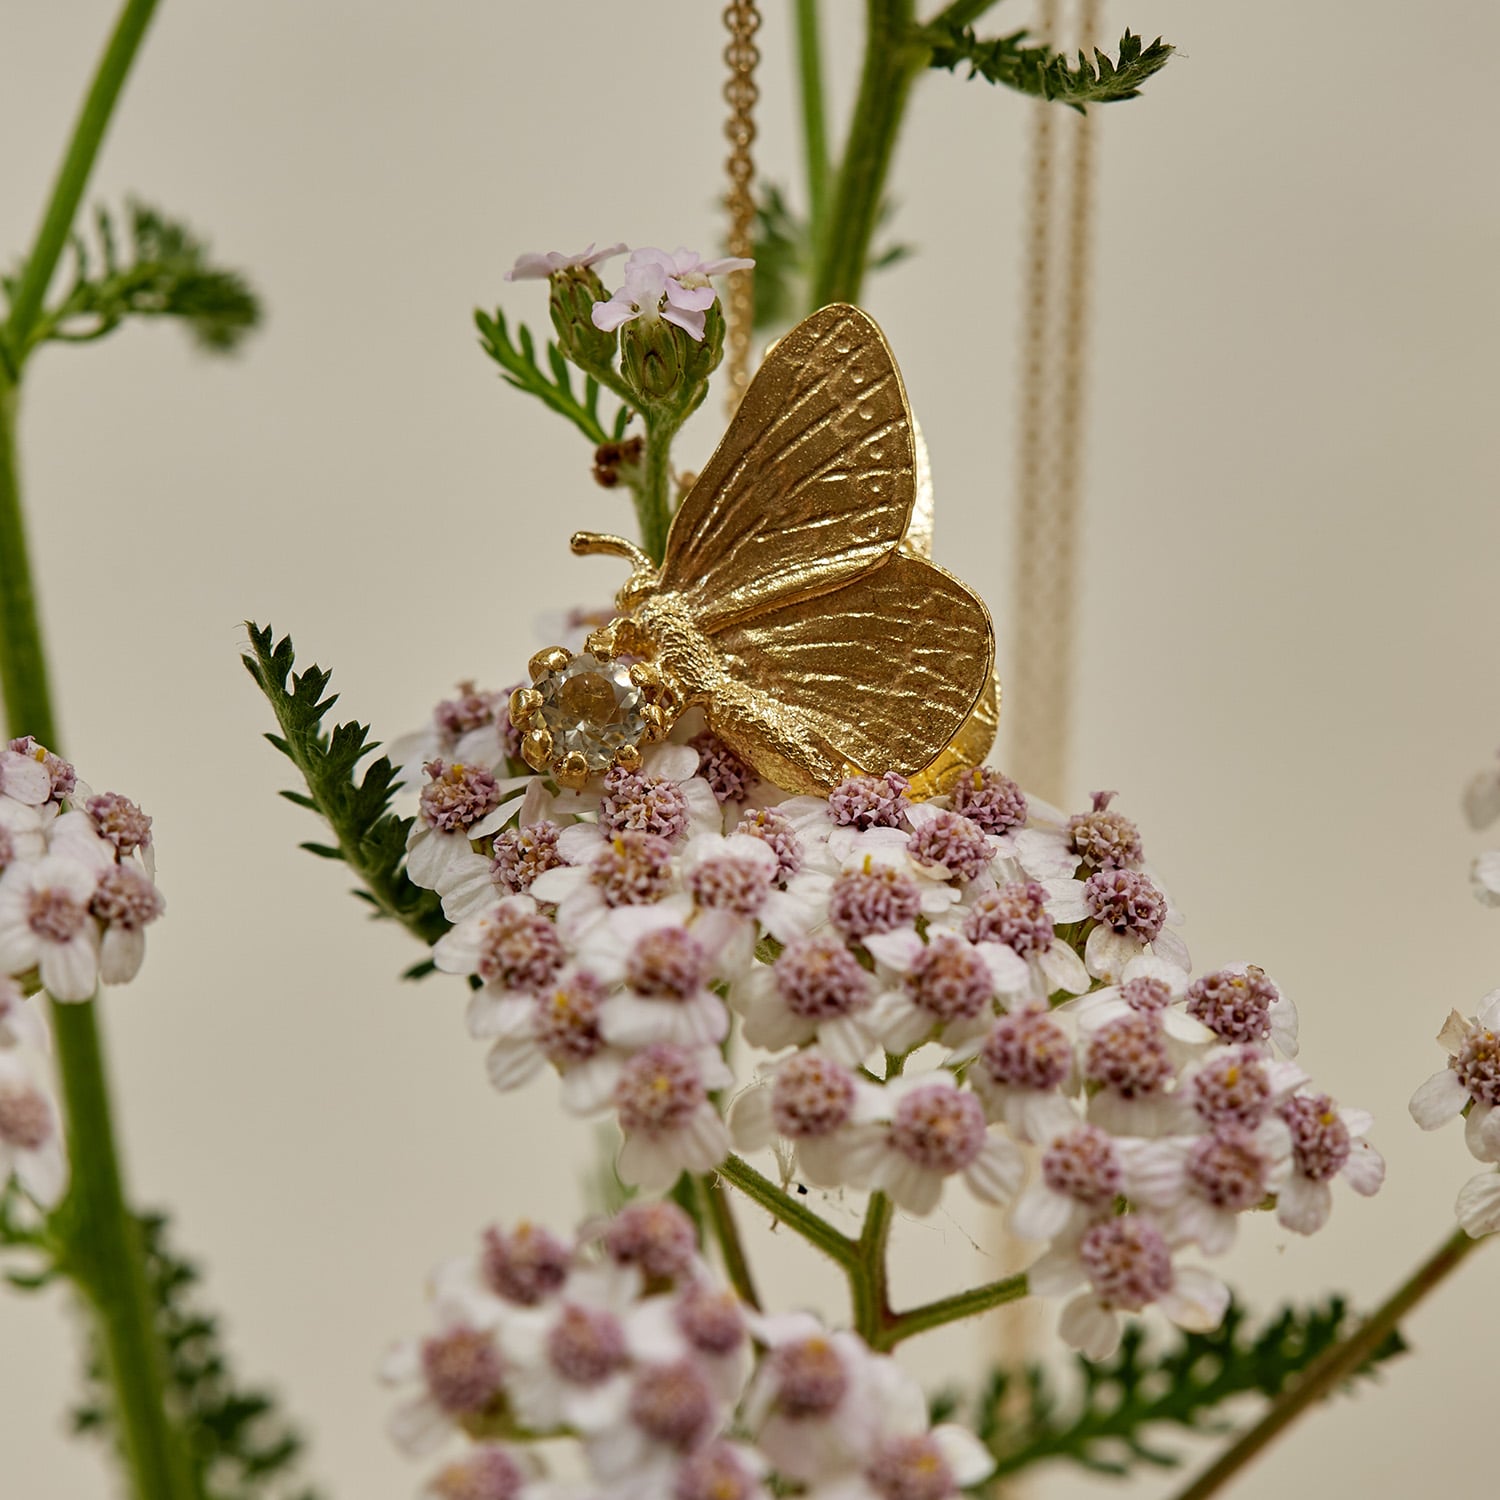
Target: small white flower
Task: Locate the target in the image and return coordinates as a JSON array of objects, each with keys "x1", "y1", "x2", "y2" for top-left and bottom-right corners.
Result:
[
  {"x1": 1455, "y1": 1167, "x2": 1500, "y2": 1237},
  {"x1": 506, "y1": 242, "x2": 627, "y2": 281},
  {"x1": 613, "y1": 1043, "x2": 733, "y2": 1190},
  {"x1": 1276, "y1": 1091, "x2": 1384, "y2": 1234},
  {"x1": 1060, "y1": 954, "x2": 1214, "y2": 1057},
  {"x1": 1029, "y1": 1214, "x2": 1229, "y2": 1360},
  {"x1": 1409, "y1": 991, "x2": 1500, "y2": 1162},
  {"x1": 731, "y1": 934, "x2": 882, "y2": 1068},
  {"x1": 0, "y1": 976, "x2": 48, "y2": 1051},
  {"x1": 844, "y1": 1073, "x2": 1026, "y2": 1216},
  {"x1": 380, "y1": 1317, "x2": 507, "y2": 1457},
  {"x1": 0, "y1": 1054, "x2": 65, "y2": 1207},
  {"x1": 0, "y1": 797, "x2": 46, "y2": 868},
  {"x1": 1472, "y1": 851, "x2": 1500, "y2": 907},
  {"x1": 729, "y1": 1053, "x2": 883, "y2": 1190},
  {"x1": 0, "y1": 852, "x2": 104, "y2": 1001},
  {"x1": 0, "y1": 748, "x2": 50, "y2": 807}
]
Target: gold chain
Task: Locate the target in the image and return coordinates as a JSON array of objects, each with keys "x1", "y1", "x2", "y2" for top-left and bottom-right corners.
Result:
[
  {"x1": 722, "y1": 0, "x2": 761, "y2": 415},
  {"x1": 1008, "y1": 0, "x2": 1100, "y2": 808}
]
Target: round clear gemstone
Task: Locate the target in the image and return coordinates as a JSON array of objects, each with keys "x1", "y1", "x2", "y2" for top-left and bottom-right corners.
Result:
[{"x1": 534, "y1": 653, "x2": 648, "y2": 770}]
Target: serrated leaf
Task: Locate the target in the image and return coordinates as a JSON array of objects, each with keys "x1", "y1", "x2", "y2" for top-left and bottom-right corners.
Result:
[
  {"x1": 946, "y1": 1296, "x2": 1407, "y2": 1486},
  {"x1": 473, "y1": 306, "x2": 625, "y2": 446},
  {"x1": 924, "y1": 24, "x2": 1173, "y2": 112},
  {"x1": 243, "y1": 622, "x2": 449, "y2": 952}
]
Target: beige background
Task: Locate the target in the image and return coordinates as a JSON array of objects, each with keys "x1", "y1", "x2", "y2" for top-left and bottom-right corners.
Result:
[{"x1": 2, "y1": 1, "x2": 1497, "y2": 1495}]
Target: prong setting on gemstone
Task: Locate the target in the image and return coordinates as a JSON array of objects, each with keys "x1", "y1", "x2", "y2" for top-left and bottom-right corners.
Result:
[{"x1": 510, "y1": 646, "x2": 676, "y2": 786}]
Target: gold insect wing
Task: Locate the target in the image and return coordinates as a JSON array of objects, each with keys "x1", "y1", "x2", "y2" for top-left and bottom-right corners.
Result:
[{"x1": 510, "y1": 304, "x2": 999, "y2": 798}]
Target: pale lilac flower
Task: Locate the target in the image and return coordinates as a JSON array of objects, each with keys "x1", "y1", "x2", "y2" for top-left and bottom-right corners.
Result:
[
  {"x1": 591, "y1": 246, "x2": 753, "y2": 343},
  {"x1": 1179, "y1": 1044, "x2": 1306, "y2": 1133},
  {"x1": 381, "y1": 1318, "x2": 508, "y2": 1457},
  {"x1": 1157, "y1": 1119, "x2": 1293, "y2": 1254},
  {"x1": 6, "y1": 738, "x2": 73, "y2": 802},
  {"x1": 668, "y1": 1442, "x2": 771, "y2": 1500},
  {"x1": 1409, "y1": 991, "x2": 1500, "y2": 1162},
  {"x1": 732, "y1": 933, "x2": 881, "y2": 1067},
  {"x1": 729, "y1": 1052, "x2": 882, "y2": 1189},
  {"x1": 868, "y1": 932, "x2": 1025, "y2": 1053},
  {"x1": 1028, "y1": 1215, "x2": 1229, "y2": 1360},
  {"x1": 420, "y1": 1445, "x2": 547, "y2": 1500},
  {"x1": 579, "y1": 906, "x2": 730, "y2": 1049},
  {"x1": 1184, "y1": 962, "x2": 1299, "y2": 1058},
  {"x1": 476, "y1": 967, "x2": 628, "y2": 1115},
  {"x1": 91, "y1": 861, "x2": 165, "y2": 985},
  {"x1": 963, "y1": 1005, "x2": 1080, "y2": 1145},
  {"x1": 0, "y1": 1054, "x2": 65, "y2": 1207},
  {"x1": 601, "y1": 1200, "x2": 700, "y2": 1285},
  {"x1": 497, "y1": 1262, "x2": 640, "y2": 1432},
  {"x1": 585, "y1": 1355, "x2": 727, "y2": 1499},
  {"x1": 0, "y1": 976, "x2": 48, "y2": 1051},
  {"x1": 405, "y1": 758, "x2": 521, "y2": 890},
  {"x1": 681, "y1": 832, "x2": 784, "y2": 972},
  {"x1": 625, "y1": 1279, "x2": 752, "y2": 1405},
  {"x1": 0, "y1": 747, "x2": 50, "y2": 807},
  {"x1": 1276, "y1": 1090, "x2": 1384, "y2": 1233},
  {"x1": 529, "y1": 829, "x2": 683, "y2": 943},
  {"x1": 959, "y1": 878, "x2": 1090, "y2": 1001},
  {"x1": 1061, "y1": 954, "x2": 1214, "y2": 1056},
  {"x1": 741, "y1": 1314, "x2": 882, "y2": 1484},
  {"x1": 1009, "y1": 1121, "x2": 1181, "y2": 1244},
  {"x1": 613, "y1": 1043, "x2": 733, "y2": 1189},
  {"x1": 506, "y1": 242, "x2": 627, "y2": 281},
  {"x1": 845, "y1": 1073, "x2": 1026, "y2": 1216},
  {"x1": 0, "y1": 852, "x2": 105, "y2": 1001},
  {"x1": 0, "y1": 798, "x2": 46, "y2": 872},
  {"x1": 435, "y1": 896, "x2": 564, "y2": 998},
  {"x1": 1455, "y1": 1167, "x2": 1500, "y2": 1237},
  {"x1": 799, "y1": 1354, "x2": 994, "y2": 1500}
]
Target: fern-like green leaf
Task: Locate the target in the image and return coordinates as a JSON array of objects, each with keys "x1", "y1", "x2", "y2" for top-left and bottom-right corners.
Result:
[
  {"x1": 242, "y1": 623, "x2": 449, "y2": 953},
  {"x1": 946, "y1": 1297, "x2": 1406, "y2": 1484},
  {"x1": 7, "y1": 201, "x2": 262, "y2": 356},
  {"x1": 474, "y1": 306, "x2": 627, "y2": 445},
  {"x1": 71, "y1": 1212, "x2": 324, "y2": 1500},
  {"x1": 925, "y1": 25, "x2": 1173, "y2": 111}
]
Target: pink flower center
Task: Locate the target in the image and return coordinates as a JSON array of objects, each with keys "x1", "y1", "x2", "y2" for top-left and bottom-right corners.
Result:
[
  {"x1": 688, "y1": 854, "x2": 770, "y2": 915},
  {"x1": 1067, "y1": 800, "x2": 1142, "y2": 870},
  {"x1": 889, "y1": 1084, "x2": 986, "y2": 1175},
  {"x1": 489, "y1": 821, "x2": 564, "y2": 896},
  {"x1": 674, "y1": 1282, "x2": 745, "y2": 1356},
  {"x1": 1084, "y1": 1013, "x2": 1174, "y2": 1097},
  {"x1": 1042, "y1": 1124, "x2": 1123, "y2": 1203},
  {"x1": 1187, "y1": 1126, "x2": 1270, "y2": 1210},
  {"x1": 1186, "y1": 967, "x2": 1278, "y2": 1046},
  {"x1": 1082, "y1": 869, "x2": 1166, "y2": 940},
  {"x1": 1079, "y1": 1217, "x2": 1173, "y2": 1310},
  {"x1": 27, "y1": 885, "x2": 88, "y2": 943},
  {"x1": 627, "y1": 925, "x2": 707, "y2": 1000},
  {"x1": 1454, "y1": 1026, "x2": 1500, "y2": 1108},
  {"x1": 673, "y1": 1443, "x2": 754, "y2": 1500},
  {"x1": 0, "y1": 1084, "x2": 52, "y2": 1150},
  {"x1": 771, "y1": 1054, "x2": 857, "y2": 1138},
  {"x1": 532, "y1": 975, "x2": 606, "y2": 1067},
  {"x1": 964, "y1": 881, "x2": 1052, "y2": 955},
  {"x1": 828, "y1": 772, "x2": 910, "y2": 830},
  {"x1": 87, "y1": 792, "x2": 152, "y2": 855},
  {"x1": 604, "y1": 1201, "x2": 697, "y2": 1283},
  {"x1": 692, "y1": 731, "x2": 758, "y2": 805},
  {"x1": 1281, "y1": 1094, "x2": 1351, "y2": 1181},
  {"x1": 906, "y1": 810, "x2": 993, "y2": 882},
  {"x1": 90, "y1": 866, "x2": 164, "y2": 930},
  {"x1": 600, "y1": 766, "x2": 690, "y2": 842},
  {"x1": 774, "y1": 935, "x2": 871, "y2": 1020},
  {"x1": 419, "y1": 759, "x2": 502, "y2": 832},
  {"x1": 735, "y1": 807, "x2": 802, "y2": 882},
  {"x1": 481, "y1": 1222, "x2": 571, "y2": 1305},
  {"x1": 429, "y1": 1447, "x2": 526, "y2": 1500},
  {"x1": 867, "y1": 1433, "x2": 956, "y2": 1500},
  {"x1": 829, "y1": 865, "x2": 921, "y2": 939},
  {"x1": 614, "y1": 1043, "x2": 705, "y2": 1133},
  {"x1": 546, "y1": 1303, "x2": 628, "y2": 1385},
  {"x1": 949, "y1": 765, "x2": 1027, "y2": 835},
  {"x1": 979, "y1": 1009, "x2": 1070, "y2": 1091},
  {"x1": 477, "y1": 907, "x2": 564, "y2": 992},
  {"x1": 772, "y1": 1337, "x2": 847, "y2": 1417},
  {"x1": 628, "y1": 1359, "x2": 715, "y2": 1449},
  {"x1": 589, "y1": 833, "x2": 674, "y2": 906},
  {"x1": 905, "y1": 935, "x2": 994, "y2": 1023},
  {"x1": 420, "y1": 1326, "x2": 504, "y2": 1414},
  {"x1": 1191, "y1": 1047, "x2": 1273, "y2": 1129}
]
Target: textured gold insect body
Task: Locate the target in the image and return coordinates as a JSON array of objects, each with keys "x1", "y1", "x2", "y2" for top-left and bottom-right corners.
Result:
[{"x1": 511, "y1": 304, "x2": 998, "y2": 797}]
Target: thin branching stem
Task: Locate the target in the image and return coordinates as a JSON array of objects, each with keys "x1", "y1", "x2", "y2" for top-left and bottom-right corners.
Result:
[{"x1": 1171, "y1": 1227, "x2": 1485, "y2": 1500}]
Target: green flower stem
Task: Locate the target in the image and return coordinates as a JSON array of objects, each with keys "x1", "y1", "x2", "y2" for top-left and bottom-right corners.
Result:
[
  {"x1": 793, "y1": 0, "x2": 831, "y2": 263},
  {"x1": 1, "y1": 392, "x2": 199, "y2": 1500},
  {"x1": 716, "y1": 1154, "x2": 859, "y2": 1269},
  {"x1": 1171, "y1": 1226, "x2": 1486, "y2": 1500},
  {"x1": 923, "y1": 0, "x2": 1008, "y2": 30},
  {"x1": 808, "y1": 0, "x2": 926, "y2": 308},
  {"x1": 637, "y1": 408, "x2": 683, "y2": 564},
  {"x1": 0, "y1": 7, "x2": 204, "y2": 1492},
  {"x1": 878, "y1": 1270, "x2": 1030, "y2": 1350},
  {"x1": 701, "y1": 1174, "x2": 761, "y2": 1310},
  {"x1": 2, "y1": 0, "x2": 162, "y2": 365},
  {"x1": 0, "y1": 388, "x2": 55, "y2": 745},
  {"x1": 851, "y1": 1190, "x2": 894, "y2": 1344}
]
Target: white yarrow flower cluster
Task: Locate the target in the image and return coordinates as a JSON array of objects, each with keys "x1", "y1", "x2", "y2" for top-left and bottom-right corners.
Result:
[
  {"x1": 0, "y1": 737, "x2": 167, "y2": 1209},
  {"x1": 393, "y1": 669, "x2": 1384, "y2": 1359},
  {"x1": 385, "y1": 1204, "x2": 994, "y2": 1500}
]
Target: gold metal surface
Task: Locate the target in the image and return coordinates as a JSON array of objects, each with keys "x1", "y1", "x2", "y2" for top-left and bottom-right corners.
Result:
[{"x1": 556, "y1": 303, "x2": 1000, "y2": 796}]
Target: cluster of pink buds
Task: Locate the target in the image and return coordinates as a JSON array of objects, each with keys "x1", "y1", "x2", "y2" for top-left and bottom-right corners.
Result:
[
  {"x1": 394, "y1": 666, "x2": 1386, "y2": 1361},
  {"x1": 384, "y1": 1203, "x2": 995, "y2": 1500}
]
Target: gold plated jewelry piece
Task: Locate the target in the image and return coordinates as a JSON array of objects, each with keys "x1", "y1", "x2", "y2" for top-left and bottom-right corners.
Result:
[
  {"x1": 511, "y1": 303, "x2": 999, "y2": 797},
  {"x1": 721, "y1": 0, "x2": 761, "y2": 416}
]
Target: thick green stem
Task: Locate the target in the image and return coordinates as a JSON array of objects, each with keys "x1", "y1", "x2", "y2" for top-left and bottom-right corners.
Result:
[
  {"x1": 716, "y1": 1154, "x2": 859, "y2": 1268},
  {"x1": 880, "y1": 1270, "x2": 1029, "y2": 1349},
  {"x1": 701, "y1": 1174, "x2": 761, "y2": 1310},
  {"x1": 852, "y1": 1191, "x2": 894, "y2": 1343},
  {"x1": 808, "y1": 0, "x2": 925, "y2": 307},
  {"x1": 1171, "y1": 1227, "x2": 1485, "y2": 1500},
  {"x1": 0, "y1": 388, "x2": 56, "y2": 745},
  {"x1": 793, "y1": 0, "x2": 831, "y2": 262},
  {"x1": 3, "y1": 0, "x2": 162, "y2": 364},
  {"x1": 637, "y1": 410, "x2": 681, "y2": 564}
]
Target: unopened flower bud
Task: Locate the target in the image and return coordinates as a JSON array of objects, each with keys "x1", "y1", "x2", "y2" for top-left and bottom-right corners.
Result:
[{"x1": 549, "y1": 264, "x2": 618, "y2": 368}]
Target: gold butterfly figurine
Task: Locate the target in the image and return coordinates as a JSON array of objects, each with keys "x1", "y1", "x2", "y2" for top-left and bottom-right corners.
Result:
[{"x1": 510, "y1": 303, "x2": 998, "y2": 798}]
